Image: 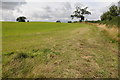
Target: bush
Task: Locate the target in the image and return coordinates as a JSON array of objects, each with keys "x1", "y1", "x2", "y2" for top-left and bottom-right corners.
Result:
[
  {"x1": 85, "y1": 20, "x2": 100, "y2": 23},
  {"x1": 56, "y1": 20, "x2": 61, "y2": 23},
  {"x1": 68, "y1": 21, "x2": 72, "y2": 23},
  {"x1": 73, "y1": 21, "x2": 78, "y2": 23}
]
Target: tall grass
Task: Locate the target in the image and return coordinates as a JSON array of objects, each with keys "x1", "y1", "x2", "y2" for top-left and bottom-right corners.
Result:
[
  {"x1": 98, "y1": 24, "x2": 119, "y2": 42},
  {"x1": 86, "y1": 16, "x2": 119, "y2": 42},
  {"x1": 100, "y1": 16, "x2": 120, "y2": 42}
]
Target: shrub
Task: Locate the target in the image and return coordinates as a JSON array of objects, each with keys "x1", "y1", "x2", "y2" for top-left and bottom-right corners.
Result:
[
  {"x1": 68, "y1": 21, "x2": 72, "y2": 23},
  {"x1": 56, "y1": 20, "x2": 61, "y2": 23},
  {"x1": 73, "y1": 21, "x2": 78, "y2": 23}
]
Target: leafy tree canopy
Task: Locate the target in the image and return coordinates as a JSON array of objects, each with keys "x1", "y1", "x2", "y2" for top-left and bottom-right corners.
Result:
[
  {"x1": 16, "y1": 16, "x2": 27, "y2": 22},
  {"x1": 71, "y1": 6, "x2": 91, "y2": 22},
  {"x1": 101, "y1": 4, "x2": 120, "y2": 21}
]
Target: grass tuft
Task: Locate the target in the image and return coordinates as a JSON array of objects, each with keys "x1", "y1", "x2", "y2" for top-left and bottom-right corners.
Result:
[
  {"x1": 4, "y1": 52, "x2": 14, "y2": 56},
  {"x1": 14, "y1": 52, "x2": 29, "y2": 59}
]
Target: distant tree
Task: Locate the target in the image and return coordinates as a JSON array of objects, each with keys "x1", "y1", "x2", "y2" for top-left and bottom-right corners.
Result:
[
  {"x1": 71, "y1": 6, "x2": 91, "y2": 22},
  {"x1": 56, "y1": 20, "x2": 61, "y2": 23},
  {"x1": 68, "y1": 21, "x2": 72, "y2": 23},
  {"x1": 16, "y1": 16, "x2": 27, "y2": 22},
  {"x1": 27, "y1": 20, "x2": 29, "y2": 22}
]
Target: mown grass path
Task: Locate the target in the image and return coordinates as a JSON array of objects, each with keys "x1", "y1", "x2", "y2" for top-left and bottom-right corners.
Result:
[{"x1": 2, "y1": 22, "x2": 118, "y2": 78}]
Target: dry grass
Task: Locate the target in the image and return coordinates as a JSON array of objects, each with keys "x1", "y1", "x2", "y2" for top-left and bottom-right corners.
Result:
[
  {"x1": 87, "y1": 22, "x2": 119, "y2": 42},
  {"x1": 98, "y1": 24, "x2": 118, "y2": 41}
]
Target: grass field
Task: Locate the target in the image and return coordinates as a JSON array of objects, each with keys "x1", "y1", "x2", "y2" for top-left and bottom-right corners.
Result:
[{"x1": 2, "y1": 22, "x2": 118, "y2": 78}]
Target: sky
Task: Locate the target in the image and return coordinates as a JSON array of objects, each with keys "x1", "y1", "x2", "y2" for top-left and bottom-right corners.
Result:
[{"x1": 0, "y1": 0, "x2": 120, "y2": 22}]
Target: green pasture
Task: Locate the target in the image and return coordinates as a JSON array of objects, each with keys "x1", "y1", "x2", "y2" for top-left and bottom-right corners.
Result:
[{"x1": 2, "y1": 22, "x2": 118, "y2": 78}]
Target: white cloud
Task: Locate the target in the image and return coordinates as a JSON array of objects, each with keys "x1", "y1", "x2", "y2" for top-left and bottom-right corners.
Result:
[
  {"x1": 13, "y1": 2, "x2": 73, "y2": 21},
  {"x1": 1, "y1": 0, "x2": 26, "y2": 2},
  {"x1": 25, "y1": 0, "x2": 119, "y2": 2},
  {"x1": 1, "y1": 0, "x2": 120, "y2": 21},
  {"x1": 0, "y1": 0, "x2": 26, "y2": 21}
]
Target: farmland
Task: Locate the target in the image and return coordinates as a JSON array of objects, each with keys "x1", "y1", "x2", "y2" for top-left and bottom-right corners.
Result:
[{"x1": 2, "y1": 22, "x2": 118, "y2": 78}]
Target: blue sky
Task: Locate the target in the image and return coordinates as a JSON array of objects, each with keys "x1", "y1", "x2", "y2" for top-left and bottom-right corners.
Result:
[{"x1": 0, "y1": 0, "x2": 119, "y2": 22}]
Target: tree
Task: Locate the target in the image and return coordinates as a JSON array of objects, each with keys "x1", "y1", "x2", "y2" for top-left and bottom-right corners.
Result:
[
  {"x1": 27, "y1": 20, "x2": 29, "y2": 22},
  {"x1": 101, "y1": 4, "x2": 120, "y2": 21},
  {"x1": 101, "y1": 11, "x2": 112, "y2": 21},
  {"x1": 16, "y1": 16, "x2": 27, "y2": 22},
  {"x1": 109, "y1": 5, "x2": 120, "y2": 16},
  {"x1": 56, "y1": 20, "x2": 61, "y2": 23},
  {"x1": 71, "y1": 6, "x2": 91, "y2": 22}
]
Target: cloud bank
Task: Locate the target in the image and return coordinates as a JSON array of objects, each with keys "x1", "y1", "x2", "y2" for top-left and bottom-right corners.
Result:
[
  {"x1": 0, "y1": 0, "x2": 119, "y2": 21},
  {"x1": 0, "y1": 0, "x2": 26, "y2": 21}
]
